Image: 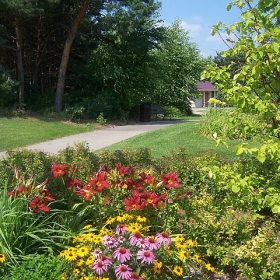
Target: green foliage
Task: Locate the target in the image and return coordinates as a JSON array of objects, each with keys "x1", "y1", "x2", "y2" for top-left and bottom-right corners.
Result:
[
  {"x1": 2, "y1": 254, "x2": 68, "y2": 280},
  {"x1": 96, "y1": 112, "x2": 107, "y2": 125},
  {"x1": 150, "y1": 20, "x2": 206, "y2": 112},
  {"x1": 199, "y1": 107, "x2": 267, "y2": 140}
]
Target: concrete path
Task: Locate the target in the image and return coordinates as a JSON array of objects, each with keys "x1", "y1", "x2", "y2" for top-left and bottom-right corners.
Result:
[{"x1": 0, "y1": 121, "x2": 183, "y2": 159}]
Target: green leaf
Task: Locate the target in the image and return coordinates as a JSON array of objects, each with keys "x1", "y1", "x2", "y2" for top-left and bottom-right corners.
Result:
[
  {"x1": 232, "y1": 184, "x2": 240, "y2": 193},
  {"x1": 256, "y1": 151, "x2": 266, "y2": 163},
  {"x1": 272, "y1": 204, "x2": 280, "y2": 214}
]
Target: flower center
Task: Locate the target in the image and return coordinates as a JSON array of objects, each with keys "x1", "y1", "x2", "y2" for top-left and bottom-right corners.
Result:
[{"x1": 144, "y1": 251, "x2": 151, "y2": 257}]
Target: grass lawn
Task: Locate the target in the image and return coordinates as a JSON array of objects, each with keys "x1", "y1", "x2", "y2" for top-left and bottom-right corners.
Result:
[
  {"x1": 0, "y1": 116, "x2": 98, "y2": 152},
  {"x1": 99, "y1": 121, "x2": 259, "y2": 160}
]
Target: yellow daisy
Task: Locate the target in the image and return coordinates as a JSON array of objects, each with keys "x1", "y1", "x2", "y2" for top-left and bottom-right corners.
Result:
[
  {"x1": 106, "y1": 217, "x2": 116, "y2": 224},
  {"x1": 86, "y1": 233, "x2": 96, "y2": 243},
  {"x1": 86, "y1": 255, "x2": 95, "y2": 266},
  {"x1": 0, "y1": 254, "x2": 6, "y2": 263},
  {"x1": 205, "y1": 263, "x2": 215, "y2": 272},
  {"x1": 127, "y1": 222, "x2": 142, "y2": 232},
  {"x1": 99, "y1": 227, "x2": 110, "y2": 235},
  {"x1": 83, "y1": 224, "x2": 92, "y2": 230},
  {"x1": 194, "y1": 254, "x2": 202, "y2": 263},
  {"x1": 77, "y1": 246, "x2": 90, "y2": 258},
  {"x1": 76, "y1": 259, "x2": 84, "y2": 266},
  {"x1": 178, "y1": 250, "x2": 188, "y2": 261},
  {"x1": 65, "y1": 250, "x2": 77, "y2": 261},
  {"x1": 136, "y1": 215, "x2": 147, "y2": 223},
  {"x1": 73, "y1": 268, "x2": 80, "y2": 276},
  {"x1": 173, "y1": 265, "x2": 184, "y2": 276}
]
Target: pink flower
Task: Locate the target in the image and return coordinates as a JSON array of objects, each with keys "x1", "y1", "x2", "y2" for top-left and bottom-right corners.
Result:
[
  {"x1": 155, "y1": 231, "x2": 171, "y2": 246},
  {"x1": 129, "y1": 231, "x2": 144, "y2": 246},
  {"x1": 92, "y1": 249, "x2": 102, "y2": 258},
  {"x1": 115, "y1": 264, "x2": 132, "y2": 279},
  {"x1": 113, "y1": 247, "x2": 132, "y2": 263},
  {"x1": 92, "y1": 260, "x2": 108, "y2": 276},
  {"x1": 135, "y1": 238, "x2": 149, "y2": 249},
  {"x1": 145, "y1": 236, "x2": 160, "y2": 250},
  {"x1": 116, "y1": 224, "x2": 128, "y2": 235},
  {"x1": 102, "y1": 235, "x2": 118, "y2": 249},
  {"x1": 137, "y1": 249, "x2": 155, "y2": 264}
]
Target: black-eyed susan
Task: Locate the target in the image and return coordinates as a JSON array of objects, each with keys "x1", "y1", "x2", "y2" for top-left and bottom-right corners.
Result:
[
  {"x1": 77, "y1": 246, "x2": 90, "y2": 258},
  {"x1": 175, "y1": 234, "x2": 185, "y2": 242},
  {"x1": 86, "y1": 232, "x2": 96, "y2": 243},
  {"x1": 173, "y1": 265, "x2": 184, "y2": 276},
  {"x1": 205, "y1": 263, "x2": 216, "y2": 273},
  {"x1": 178, "y1": 250, "x2": 188, "y2": 261},
  {"x1": 64, "y1": 250, "x2": 77, "y2": 261},
  {"x1": 99, "y1": 227, "x2": 110, "y2": 235},
  {"x1": 128, "y1": 222, "x2": 142, "y2": 233},
  {"x1": 194, "y1": 254, "x2": 202, "y2": 263},
  {"x1": 187, "y1": 239, "x2": 198, "y2": 247},
  {"x1": 0, "y1": 253, "x2": 6, "y2": 263},
  {"x1": 105, "y1": 217, "x2": 115, "y2": 224},
  {"x1": 76, "y1": 259, "x2": 84, "y2": 267},
  {"x1": 136, "y1": 215, "x2": 147, "y2": 223},
  {"x1": 73, "y1": 268, "x2": 80, "y2": 276},
  {"x1": 86, "y1": 255, "x2": 95, "y2": 266},
  {"x1": 82, "y1": 224, "x2": 92, "y2": 230},
  {"x1": 175, "y1": 240, "x2": 187, "y2": 250}
]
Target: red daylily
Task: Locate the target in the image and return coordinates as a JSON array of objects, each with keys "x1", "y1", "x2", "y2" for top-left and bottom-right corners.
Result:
[
  {"x1": 124, "y1": 179, "x2": 144, "y2": 191},
  {"x1": 41, "y1": 190, "x2": 55, "y2": 202},
  {"x1": 87, "y1": 172, "x2": 110, "y2": 192},
  {"x1": 139, "y1": 172, "x2": 155, "y2": 185},
  {"x1": 124, "y1": 190, "x2": 144, "y2": 211},
  {"x1": 29, "y1": 197, "x2": 50, "y2": 213},
  {"x1": 141, "y1": 191, "x2": 166, "y2": 209},
  {"x1": 8, "y1": 185, "x2": 31, "y2": 197},
  {"x1": 160, "y1": 171, "x2": 180, "y2": 190},
  {"x1": 66, "y1": 177, "x2": 83, "y2": 190},
  {"x1": 115, "y1": 163, "x2": 134, "y2": 176},
  {"x1": 51, "y1": 163, "x2": 69, "y2": 178},
  {"x1": 75, "y1": 186, "x2": 95, "y2": 203}
]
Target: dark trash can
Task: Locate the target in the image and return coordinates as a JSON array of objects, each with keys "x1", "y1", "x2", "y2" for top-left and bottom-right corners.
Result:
[{"x1": 140, "y1": 102, "x2": 151, "y2": 122}]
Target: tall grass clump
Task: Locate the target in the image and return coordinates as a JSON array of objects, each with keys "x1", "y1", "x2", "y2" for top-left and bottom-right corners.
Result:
[{"x1": 199, "y1": 108, "x2": 267, "y2": 140}]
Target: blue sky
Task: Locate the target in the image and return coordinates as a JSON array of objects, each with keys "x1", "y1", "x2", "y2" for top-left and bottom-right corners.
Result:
[{"x1": 158, "y1": 0, "x2": 242, "y2": 57}]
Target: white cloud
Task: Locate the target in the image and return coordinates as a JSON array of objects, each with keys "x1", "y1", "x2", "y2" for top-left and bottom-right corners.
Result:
[{"x1": 180, "y1": 21, "x2": 202, "y2": 36}]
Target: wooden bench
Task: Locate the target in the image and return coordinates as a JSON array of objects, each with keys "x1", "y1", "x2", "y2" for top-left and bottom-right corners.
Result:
[{"x1": 151, "y1": 104, "x2": 170, "y2": 120}]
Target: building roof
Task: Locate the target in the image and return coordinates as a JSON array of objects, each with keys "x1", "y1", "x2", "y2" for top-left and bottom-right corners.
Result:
[{"x1": 198, "y1": 81, "x2": 216, "y2": 91}]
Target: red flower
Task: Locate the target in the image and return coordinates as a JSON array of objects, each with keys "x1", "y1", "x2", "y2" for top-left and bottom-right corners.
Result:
[
  {"x1": 139, "y1": 172, "x2": 155, "y2": 185},
  {"x1": 51, "y1": 164, "x2": 69, "y2": 178},
  {"x1": 141, "y1": 191, "x2": 166, "y2": 209},
  {"x1": 41, "y1": 190, "x2": 55, "y2": 202},
  {"x1": 66, "y1": 177, "x2": 83, "y2": 190},
  {"x1": 8, "y1": 185, "x2": 31, "y2": 197},
  {"x1": 29, "y1": 197, "x2": 50, "y2": 213},
  {"x1": 87, "y1": 172, "x2": 110, "y2": 192},
  {"x1": 115, "y1": 163, "x2": 134, "y2": 176},
  {"x1": 75, "y1": 186, "x2": 95, "y2": 203},
  {"x1": 124, "y1": 179, "x2": 144, "y2": 191},
  {"x1": 160, "y1": 171, "x2": 180, "y2": 190},
  {"x1": 124, "y1": 190, "x2": 144, "y2": 211}
]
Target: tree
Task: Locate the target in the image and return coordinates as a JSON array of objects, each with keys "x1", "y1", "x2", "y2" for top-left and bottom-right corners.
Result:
[
  {"x1": 150, "y1": 20, "x2": 206, "y2": 113},
  {"x1": 203, "y1": 0, "x2": 280, "y2": 134}
]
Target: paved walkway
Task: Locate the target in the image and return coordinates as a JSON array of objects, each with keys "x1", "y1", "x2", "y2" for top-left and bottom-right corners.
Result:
[{"x1": 0, "y1": 121, "x2": 183, "y2": 159}]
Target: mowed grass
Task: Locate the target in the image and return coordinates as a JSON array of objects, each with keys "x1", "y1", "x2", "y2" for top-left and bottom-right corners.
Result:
[
  {"x1": 0, "y1": 117, "x2": 98, "y2": 152},
  {"x1": 100, "y1": 121, "x2": 258, "y2": 160}
]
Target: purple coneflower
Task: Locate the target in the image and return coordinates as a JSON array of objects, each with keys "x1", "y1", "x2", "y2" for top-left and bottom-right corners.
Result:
[
  {"x1": 92, "y1": 259, "x2": 108, "y2": 275},
  {"x1": 145, "y1": 236, "x2": 160, "y2": 250},
  {"x1": 155, "y1": 231, "x2": 171, "y2": 246},
  {"x1": 115, "y1": 264, "x2": 132, "y2": 279},
  {"x1": 137, "y1": 249, "x2": 155, "y2": 264},
  {"x1": 113, "y1": 247, "x2": 132, "y2": 263},
  {"x1": 116, "y1": 224, "x2": 128, "y2": 235},
  {"x1": 135, "y1": 237, "x2": 149, "y2": 249},
  {"x1": 102, "y1": 234, "x2": 118, "y2": 249},
  {"x1": 129, "y1": 231, "x2": 143, "y2": 246},
  {"x1": 118, "y1": 236, "x2": 126, "y2": 243},
  {"x1": 92, "y1": 249, "x2": 102, "y2": 258}
]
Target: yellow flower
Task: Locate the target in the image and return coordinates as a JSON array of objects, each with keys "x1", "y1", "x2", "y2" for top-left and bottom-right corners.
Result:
[
  {"x1": 60, "y1": 273, "x2": 67, "y2": 280},
  {"x1": 175, "y1": 235, "x2": 185, "y2": 242},
  {"x1": 153, "y1": 266, "x2": 161, "y2": 274},
  {"x1": 175, "y1": 241, "x2": 187, "y2": 250},
  {"x1": 194, "y1": 254, "x2": 202, "y2": 263},
  {"x1": 83, "y1": 224, "x2": 92, "y2": 230},
  {"x1": 136, "y1": 215, "x2": 147, "y2": 223},
  {"x1": 173, "y1": 265, "x2": 184, "y2": 276},
  {"x1": 153, "y1": 259, "x2": 163, "y2": 268},
  {"x1": 93, "y1": 235, "x2": 103, "y2": 244},
  {"x1": 128, "y1": 222, "x2": 142, "y2": 233},
  {"x1": 76, "y1": 259, "x2": 84, "y2": 266},
  {"x1": 99, "y1": 227, "x2": 110, "y2": 235},
  {"x1": 106, "y1": 217, "x2": 115, "y2": 224},
  {"x1": 77, "y1": 246, "x2": 90, "y2": 258},
  {"x1": 0, "y1": 254, "x2": 6, "y2": 263},
  {"x1": 116, "y1": 214, "x2": 127, "y2": 222},
  {"x1": 178, "y1": 250, "x2": 188, "y2": 261},
  {"x1": 164, "y1": 246, "x2": 172, "y2": 255},
  {"x1": 73, "y1": 268, "x2": 80, "y2": 276},
  {"x1": 86, "y1": 233, "x2": 96, "y2": 243},
  {"x1": 64, "y1": 249, "x2": 77, "y2": 261},
  {"x1": 205, "y1": 263, "x2": 215, "y2": 272},
  {"x1": 187, "y1": 239, "x2": 198, "y2": 247},
  {"x1": 86, "y1": 256, "x2": 95, "y2": 266}
]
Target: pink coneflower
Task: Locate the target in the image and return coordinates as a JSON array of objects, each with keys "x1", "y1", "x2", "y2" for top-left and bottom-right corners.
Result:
[
  {"x1": 155, "y1": 231, "x2": 171, "y2": 246},
  {"x1": 92, "y1": 249, "x2": 102, "y2": 258},
  {"x1": 113, "y1": 247, "x2": 132, "y2": 263},
  {"x1": 118, "y1": 236, "x2": 126, "y2": 243},
  {"x1": 129, "y1": 231, "x2": 143, "y2": 246},
  {"x1": 135, "y1": 237, "x2": 149, "y2": 249},
  {"x1": 92, "y1": 259, "x2": 108, "y2": 275},
  {"x1": 99, "y1": 254, "x2": 112, "y2": 266},
  {"x1": 145, "y1": 236, "x2": 160, "y2": 250},
  {"x1": 102, "y1": 234, "x2": 118, "y2": 249},
  {"x1": 116, "y1": 224, "x2": 128, "y2": 235},
  {"x1": 115, "y1": 264, "x2": 132, "y2": 279},
  {"x1": 130, "y1": 271, "x2": 143, "y2": 280},
  {"x1": 137, "y1": 249, "x2": 155, "y2": 264}
]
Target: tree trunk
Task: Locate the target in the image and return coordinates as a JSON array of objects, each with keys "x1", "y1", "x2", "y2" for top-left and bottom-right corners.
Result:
[
  {"x1": 54, "y1": 0, "x2": 90, "y2": 112},
  {"x1": 15, "y1": 17, "x2": 25, "y2": 108}
]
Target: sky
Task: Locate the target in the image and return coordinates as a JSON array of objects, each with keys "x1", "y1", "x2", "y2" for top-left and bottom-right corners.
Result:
[{"x1": 158, "y1": 0, "x2": 242, "y2": 57}]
